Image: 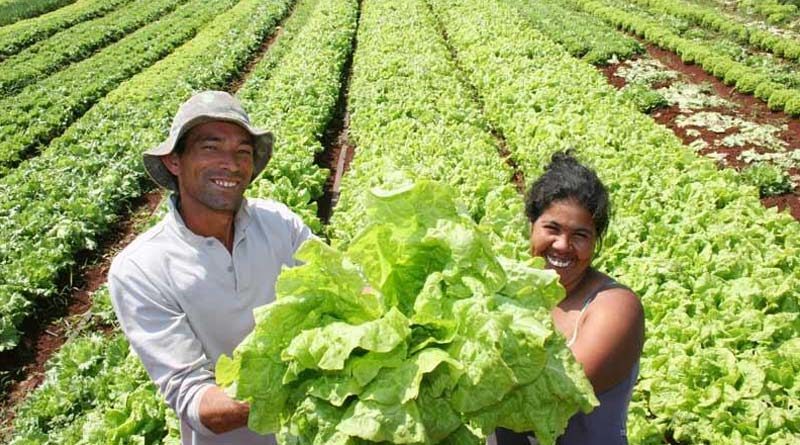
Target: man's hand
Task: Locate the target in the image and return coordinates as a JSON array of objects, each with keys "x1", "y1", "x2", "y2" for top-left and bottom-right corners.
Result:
[{"x1": 198, "y1": 386, "x2": 250, "y2": 434}]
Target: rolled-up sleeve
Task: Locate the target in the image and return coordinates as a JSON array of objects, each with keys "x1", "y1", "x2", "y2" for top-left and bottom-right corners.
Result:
[{"x1": 108, "y1": 256, "x2": 217, "y2": 436}]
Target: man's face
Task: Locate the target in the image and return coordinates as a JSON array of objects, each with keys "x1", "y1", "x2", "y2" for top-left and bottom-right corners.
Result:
[{"x1": 162, "y1": 121, "x2": 255, "y2": 213}]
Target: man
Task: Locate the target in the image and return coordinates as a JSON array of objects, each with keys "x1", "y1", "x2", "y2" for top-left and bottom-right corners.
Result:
[{"x1": 109, "y1": 91, "x2": 311, "y2": 444}]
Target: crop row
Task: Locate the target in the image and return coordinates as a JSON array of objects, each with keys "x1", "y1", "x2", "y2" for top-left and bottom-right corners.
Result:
[
  {"x1": 0, "y1": 0, "x2": 75, "y2": 26},
  {"x1": 742, "y1": 0, "x2": 799, "y2": 25},
  {"x1": 505, "y1": 0, "x2": 642, "y2": 66},
  {"x1": 0, "y1": 0, "x2": 189, "y2": 96},
  {"x1": 428, "y1": 0, "x2": 800, "y2": 443},
  {"x1": 8, "y1": 0, "x2": 359, "y2": 441},
  {"x1": 0, "y1": 0, "x2": 233, "y2": 176},
  {"x1": 566, "y1": 0, "x2": 800, "y2": 115},
  {"x1": 625, "y1": 0, "x2": 800, "y2": 62},
  {"x1": 0, "y1": 0, "x2": 292, "y2": 352},
  {"x1": 329, "y1": 0, "x2": 526, "y2": 257},
  {"x1": 243, "y1": 0, "x2": 358, "y2": 233},
  {"x1": 0, "y1": 0, "x2": 131, "y2": 60}
]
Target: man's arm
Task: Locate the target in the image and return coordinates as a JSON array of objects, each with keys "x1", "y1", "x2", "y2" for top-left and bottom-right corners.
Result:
[
  {"x1": 198, "y1": 386, "x2": 250, "y2": 434},
  {"x1": 108, "y1": 256, "x2": 247, "y2": 437}
]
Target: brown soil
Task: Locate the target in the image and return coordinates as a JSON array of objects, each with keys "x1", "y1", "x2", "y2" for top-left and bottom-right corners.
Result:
[
  {"x1": 491, "y1": 127, "x2": 526, "y2": 193},
  {"x1": 315, "y1": 109, "x2": 356, "y2": 224},
  {"x1": 599, "y1": 44, "x2": 800, "y2": 221},
  {"x1": 316, "y1": 10, "x2": 360, "y2": 225},
  {"x1": 0, "y1": 188, "x2": 163, "y2": 436}
]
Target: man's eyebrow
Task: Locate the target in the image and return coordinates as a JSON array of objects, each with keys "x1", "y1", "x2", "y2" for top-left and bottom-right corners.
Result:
[{"x1": 196, "y1": 135, "x2": 254, "y2": 145}]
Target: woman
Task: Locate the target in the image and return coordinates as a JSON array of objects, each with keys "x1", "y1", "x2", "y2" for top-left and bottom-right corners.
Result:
[{"x1": 492, "y1": 152, "x2": 645, "y2": 445}]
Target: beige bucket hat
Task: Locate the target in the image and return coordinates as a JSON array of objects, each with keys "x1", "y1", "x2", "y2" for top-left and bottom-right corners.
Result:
[{"x1": 143, "y1": 90, "x2": 273, "y2": 191}]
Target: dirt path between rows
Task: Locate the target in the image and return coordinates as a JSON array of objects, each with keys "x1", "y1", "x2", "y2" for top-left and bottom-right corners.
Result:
[
  {"x1": 315, "y1": 1, "x2": 361, "y2": 225},
  {"x1": 600, "y1": 44, "x2": 800, "y2": 221}
]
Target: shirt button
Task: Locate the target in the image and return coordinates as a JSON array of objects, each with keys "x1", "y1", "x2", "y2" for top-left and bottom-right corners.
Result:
[
  {"x1": 227, "y1": 266, "x2": 234, "y2": 272},
  {"x1": 206, "y1": 240, "x2": 214, "y2": 246}
]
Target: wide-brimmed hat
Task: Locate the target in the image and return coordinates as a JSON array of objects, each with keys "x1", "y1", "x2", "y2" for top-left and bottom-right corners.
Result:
[{"x1": 143, "y1": 91, "x2": 273, "y2": 191}]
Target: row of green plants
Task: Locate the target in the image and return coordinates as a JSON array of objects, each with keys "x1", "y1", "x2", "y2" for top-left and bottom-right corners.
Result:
[
  {"x1": 624, "y1": 0, "x2": 800, "y2": 62},
  {"x1": 243, "y1": 0, "x2": 359, "y2": 233},
  {"x1": 7, "y1": 0, "x2": 360, "y2": 442},
  {"x1": 0, "y1": 0, "x2": 233, "y2": 176},
  {"x1": 7, "y1": 288, "x2": 181, "y2": 445},
  {"x1": 506, "y1": 0, "x2": 642, "y2": 66},
  {"x1": 737, "y1": 0, "x2": 799, "y2": 24},
  {"x1": 566, "y1": 0, "x2": 800, "y2": 115},
  {"x1": 0, "y1": 0, "x2": 131, "y2": 59},
  {"x1": 0, "y1": 0, "x2": 291, "y2": 352},
  {"x1": 0, "y1": 0, "x2": 75, "y2": 26},
  {"x1": 0, "y1": 0, "x2": 189, "y2": 96},
  {"x1": 329, "y1": 0, "x2": 526, "y2": 256},
  {"x1": 428, "y1": 0, "x2": 800, "y2": 443}
]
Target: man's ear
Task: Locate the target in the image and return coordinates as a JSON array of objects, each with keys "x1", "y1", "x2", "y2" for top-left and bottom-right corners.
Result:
[{"x1": 161, "y1": 153, "x2": 181, "y2": 177}]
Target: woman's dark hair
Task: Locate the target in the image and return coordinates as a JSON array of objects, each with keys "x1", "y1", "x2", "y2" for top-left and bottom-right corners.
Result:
[{"x1": 525, "y1": 151, "x2": 610, "y2": 241}]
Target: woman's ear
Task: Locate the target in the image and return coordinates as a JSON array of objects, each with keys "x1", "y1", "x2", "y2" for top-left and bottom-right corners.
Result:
[{"x1": 161, "y1": 153, "x2": 181, "y2": 177}]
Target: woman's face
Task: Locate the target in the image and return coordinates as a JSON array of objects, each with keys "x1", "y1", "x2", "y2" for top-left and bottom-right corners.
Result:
[{"x1": 530, "y1": 199, "x2": 597, "y2": 292}]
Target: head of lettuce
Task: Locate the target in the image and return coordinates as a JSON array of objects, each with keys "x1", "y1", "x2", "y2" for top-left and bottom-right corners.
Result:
[{"x1": 216, "y1": 180, "x2": 598, "y2": 445}]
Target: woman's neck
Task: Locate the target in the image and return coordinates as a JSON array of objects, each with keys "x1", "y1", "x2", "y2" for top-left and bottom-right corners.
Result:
[{"x1": 565, "y1": 267, "x2": 595, "y2": 298}]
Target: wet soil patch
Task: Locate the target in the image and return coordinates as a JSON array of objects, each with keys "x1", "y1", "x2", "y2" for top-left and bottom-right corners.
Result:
[
  {"x1": 599, "y1": 43, "x2": 800, "y2": 221},
  {"x1": 0, "y1": 187, "x2": 163, "y2": 436},
  {"x1": 315, "y1": 0, "x2": 361, "y2": 226}
]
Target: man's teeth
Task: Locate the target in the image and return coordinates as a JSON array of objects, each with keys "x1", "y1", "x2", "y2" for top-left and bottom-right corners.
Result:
[
  {"x1": 213, "y1": 179, "x2": 237, "y2": 188},
  {"x1": 547, "y1": 255, "x2": 573, "y2": 268}
]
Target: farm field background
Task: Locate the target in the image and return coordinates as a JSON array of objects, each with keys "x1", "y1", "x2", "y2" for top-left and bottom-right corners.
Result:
[{"x1": 0, "y1": 0, "x2": 798, "y2": 444}]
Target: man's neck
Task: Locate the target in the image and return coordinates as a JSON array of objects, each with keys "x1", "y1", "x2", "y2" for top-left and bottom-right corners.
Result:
[{"x1": 177, "y1": 196, "x2": 238, "y2": 253}]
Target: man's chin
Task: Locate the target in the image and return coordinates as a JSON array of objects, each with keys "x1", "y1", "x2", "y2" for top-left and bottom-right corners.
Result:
[{"x1": 201, "y1": 194, "x2": 244, "y2": 213}]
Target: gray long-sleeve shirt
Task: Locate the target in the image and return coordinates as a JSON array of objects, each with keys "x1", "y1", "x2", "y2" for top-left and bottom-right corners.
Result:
[{"x1": 109, "y1": 195, "x2": 311, "y2": 445}]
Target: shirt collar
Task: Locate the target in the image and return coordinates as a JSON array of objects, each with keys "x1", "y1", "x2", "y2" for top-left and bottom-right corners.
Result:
[{"x1": 166, "y1": 194, "x2": 251, "y2": 244}]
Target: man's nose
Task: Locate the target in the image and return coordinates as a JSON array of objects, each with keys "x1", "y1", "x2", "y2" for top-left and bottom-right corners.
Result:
[{"x1": 217, "y1": 150, "x2": 240, "y2": 171}]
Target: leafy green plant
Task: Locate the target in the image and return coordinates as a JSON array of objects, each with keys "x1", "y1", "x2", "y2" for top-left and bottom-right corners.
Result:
[
  {"x1": 507, "y1": 0, "x2": 642, "y2": 66},
  {"x1": 0, "y1": 0, "x2": 132, "y2": 59},
  {"x1": 620, "y1": 82, "x2": 669, "y2": 112},
  {"x1": 0, "y1": 0, "x2": 76, "y2": 27},
  {"x1": 0, "y1": 0, "x2": 188, "y2": 96},
  {"x1": 739, "y1": 163, "x2": 794, "y2": 197},
  {"x1": 218, "y1": 181, "x2": 596, "y2": 445}
]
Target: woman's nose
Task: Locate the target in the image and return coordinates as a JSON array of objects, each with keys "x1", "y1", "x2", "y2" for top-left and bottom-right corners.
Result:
[{"x1": 552, "y1": 235, "x2": 570, "y2": 251}]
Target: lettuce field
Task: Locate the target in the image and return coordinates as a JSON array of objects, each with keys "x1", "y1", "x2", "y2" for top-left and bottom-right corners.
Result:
[{"x1": 0, "y1": 0, "x2": 798, "y2": 444}]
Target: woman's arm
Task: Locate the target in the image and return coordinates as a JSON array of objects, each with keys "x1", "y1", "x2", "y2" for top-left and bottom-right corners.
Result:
[{"x1": 569, "y1": 288, "x2": 645, "y2": 394}]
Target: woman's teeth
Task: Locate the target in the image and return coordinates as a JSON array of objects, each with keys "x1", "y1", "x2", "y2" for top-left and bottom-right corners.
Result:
[{"x1": 547, "y1": 255, "x2": 573, "y2": 268}]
